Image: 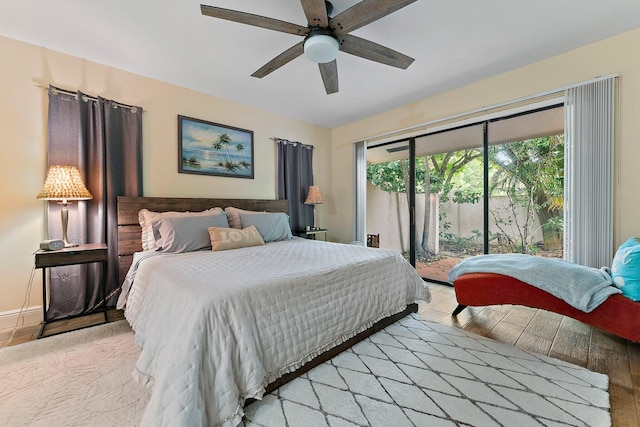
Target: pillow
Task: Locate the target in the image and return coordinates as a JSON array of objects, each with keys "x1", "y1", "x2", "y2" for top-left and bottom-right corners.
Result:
[
  {"x1": 224, "y1": 207, "x2": 267, "y2": 229},
  {"x1": 611, "y1": 237, "x2": 640, "y2": 301},
  {"x1": 151, "y1": 212, "x2": 229, "y2": 253},
  {"x1": 618, "y1": 237, "x2": 640, "y2": 250},
  {"x1": 208, "y1": 225, "x2": 265, "y2": 251},
  {"x1": 139, "y1": 207, "x2": 223, "y2": 251},
  {"x1": 239, "y1": 212, "x2": 293, "y2": 243}
]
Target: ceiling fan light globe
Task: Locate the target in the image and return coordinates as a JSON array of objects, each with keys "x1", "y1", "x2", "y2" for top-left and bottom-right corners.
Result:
[{"x1": 304, "y1": 35, "x2": 339, "y2": 63}]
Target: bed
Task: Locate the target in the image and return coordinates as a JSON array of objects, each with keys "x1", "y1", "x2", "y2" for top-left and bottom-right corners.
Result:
[{"x1": 116, "y1": 196, "x2": 430, "y2": 427}]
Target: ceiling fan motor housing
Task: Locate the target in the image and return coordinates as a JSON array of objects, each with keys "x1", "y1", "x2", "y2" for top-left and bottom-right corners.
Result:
[{"x1": 304, "y1": 27, "x2": 339, "y2": 63}]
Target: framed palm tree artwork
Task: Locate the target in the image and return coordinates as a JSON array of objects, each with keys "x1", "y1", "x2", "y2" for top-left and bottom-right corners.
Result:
[{"x1": 178, "y1": 115, "x2": 254, "y2": 179}]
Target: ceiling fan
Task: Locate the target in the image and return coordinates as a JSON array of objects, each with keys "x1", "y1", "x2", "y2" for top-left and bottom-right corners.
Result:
[{"x1": 200, "y1": 0, "x2": 417, "y2": 94}]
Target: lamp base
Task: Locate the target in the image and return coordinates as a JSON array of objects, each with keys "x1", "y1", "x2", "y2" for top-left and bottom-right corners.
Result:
[{"x1": 60, "y1": 202, "x2": 78, "y2": 248}]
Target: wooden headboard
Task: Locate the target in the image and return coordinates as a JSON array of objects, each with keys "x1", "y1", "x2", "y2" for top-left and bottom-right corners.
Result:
[{"x1": 117, "y1": 196, "x2": 289, "y2": 284}]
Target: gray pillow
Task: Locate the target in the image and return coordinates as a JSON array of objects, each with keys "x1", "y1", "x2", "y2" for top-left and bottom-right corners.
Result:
[
  {"x1": 139, "y1": 207, "x2": 223, "y2": 251},
  {"x1": 151, "y1": 212, "x2": 230, "y2": 253},
  {"x1": 239, "y1": 212, "x2": 292, "y2": 243}
]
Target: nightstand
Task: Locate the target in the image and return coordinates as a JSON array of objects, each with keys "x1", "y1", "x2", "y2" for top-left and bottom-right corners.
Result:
[
  {"x1": 298, "y1": 228, "x2": 328, "y2": 241},
  {"x1": 35, "y1": 243, "x2": 108, "y2": 338}
]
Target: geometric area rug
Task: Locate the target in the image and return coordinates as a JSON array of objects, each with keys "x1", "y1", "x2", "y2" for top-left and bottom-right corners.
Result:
[
  {"x1": 243, "y1": 314, "x2": 611, "y2": 427},
  {"x1": 0, "y1": 314, "x2": 610, "y2": 427}
]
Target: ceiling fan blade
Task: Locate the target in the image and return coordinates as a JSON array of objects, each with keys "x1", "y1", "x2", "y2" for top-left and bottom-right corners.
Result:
[
  {"x1": 201, "y1": 4, "x2": 309, "y2": 36},
  {"x1": 330, "y1": 0, "x2": 417, "y2": 35},
  {"x1": 319, "y1": 61, "x2": 339, "y2": 94},
  {"x1": 300, "y1": 0, "x2": 328, "y2": 27},
  {"x1": 339, "y1": 34, "x2": 414, "y2": 69},
  {"x1": 251, "y1": 41, "x2": 305, "y2": 78}
]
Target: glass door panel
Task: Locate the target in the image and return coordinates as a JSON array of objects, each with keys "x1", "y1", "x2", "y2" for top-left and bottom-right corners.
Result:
[
  {"x1": 487, "y1": 106, "x2": 564, "y2": 258},
  {"x1": 365, "y1": 140, "x2": 413, "y2": 263},
  {"x1": 413, "y1": 125, "x2": 485, "y2": 282}
]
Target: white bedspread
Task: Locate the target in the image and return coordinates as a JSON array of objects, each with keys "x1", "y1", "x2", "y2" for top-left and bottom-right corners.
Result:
[{"x1": 119, "y1": 238, "x2": 429, "y2": 427}]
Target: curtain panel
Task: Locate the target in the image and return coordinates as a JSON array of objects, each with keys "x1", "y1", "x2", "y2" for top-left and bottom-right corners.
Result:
[
  {"x1": 276, "y1": 139, "x2": 314, "y2": 231},
  {"x1": 354, "y1": 141, "x2": 367, "y2": 244},
  {"x1": 564, "y1": 77, "x2": 616, "y2": 268},
  {"x1": 46, "y1": 87, "x2": 142, "y2": 320}
]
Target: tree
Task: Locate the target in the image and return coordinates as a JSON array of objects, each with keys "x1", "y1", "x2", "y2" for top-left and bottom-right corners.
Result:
[
  {"x1": 367, "y1": 135, "x2": 564, "y2": 258},
  {"x1": 212, "y1": 139, "x2": 224, "y2": 165},
  {"x1": 488, "y1": 135, "x2": 564, "y2": 252},
  {"x1": 212, "y1": 132, "x2": 238, "y2": 171},
  {"x1": 236, "y1": 143, "x2": 250, "y2": 169},
  {"x1": 367, "y1": 148, "x2": 482, "y2": 259}
]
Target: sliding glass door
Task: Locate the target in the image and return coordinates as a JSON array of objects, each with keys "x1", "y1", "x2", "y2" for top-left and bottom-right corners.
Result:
[
  {"x1": 412, "y1": 125, "x2": 485, "y2": 282},
  {"x1": 364, "y1": 104, "x2": 565, "y2": 283}
]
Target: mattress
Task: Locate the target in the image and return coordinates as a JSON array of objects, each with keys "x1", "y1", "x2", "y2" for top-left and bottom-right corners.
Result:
[{"x1": 118, "y1": 238, "x2": 430, "y2": 427}]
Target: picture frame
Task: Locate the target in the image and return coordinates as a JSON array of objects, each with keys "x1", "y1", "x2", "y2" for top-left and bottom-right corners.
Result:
[{"x1": 178, "y1": 115, "x2": 254, "y2": 179}]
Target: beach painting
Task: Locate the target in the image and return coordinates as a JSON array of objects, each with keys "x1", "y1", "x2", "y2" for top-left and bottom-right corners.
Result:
[{"x1": 178, "y1": 115, "x2": 254, "y2": 179}]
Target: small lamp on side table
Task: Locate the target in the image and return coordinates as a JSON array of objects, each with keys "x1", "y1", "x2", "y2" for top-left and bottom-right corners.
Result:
[
  {"x1": 37, "y1": 165, "x2": 93, "y2": 248},
  {"x1": 304, "y1": 185, "x2": 325, "y2": 229}
]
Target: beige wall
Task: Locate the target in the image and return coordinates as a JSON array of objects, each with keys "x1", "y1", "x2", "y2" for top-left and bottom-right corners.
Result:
[
  {"x1": 329, "y1": 28, "x2": 640, "y2": 248},
  {"x1": 0, "y1": 35, "x2": 331, "y2": 319},
  {"x1": 3, "y1": 27, "x2": 640, "y2": 324}
]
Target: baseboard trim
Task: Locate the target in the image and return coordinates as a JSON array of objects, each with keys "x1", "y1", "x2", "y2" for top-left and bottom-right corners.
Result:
[{"x1": 0, "y1": 306, "x2": 42, "y2": 332}]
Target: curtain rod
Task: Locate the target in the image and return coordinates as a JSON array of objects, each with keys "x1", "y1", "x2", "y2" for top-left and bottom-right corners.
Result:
[
  {"x1": 34, "y1": 83, "x2": 143, "y2": 113},
  {"x1": 271, "y1": 137, "x2": 314, "y2": 149},
  {"x1": 351, "y1": 73, "x2": 619, "y2": 144}
]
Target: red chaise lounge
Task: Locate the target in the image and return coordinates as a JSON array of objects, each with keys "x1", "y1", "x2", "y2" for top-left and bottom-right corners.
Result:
[{"x1": 452, "y1": 272, "x2": 640, "y2": 343}]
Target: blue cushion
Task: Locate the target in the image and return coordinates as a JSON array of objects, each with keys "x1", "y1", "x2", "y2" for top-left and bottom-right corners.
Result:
[
  {"x1": 618, "y1": 237, "x2": 640, "y2": 250},
  {"x1": 239, "y1": 212, "x2": 292, "y2": 243},
  {"x1": 611, "y1": 238, "x2": 640, "y2": 301}
]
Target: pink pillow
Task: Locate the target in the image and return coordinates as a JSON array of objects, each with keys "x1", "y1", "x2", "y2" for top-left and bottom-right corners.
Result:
[{"x1": 224, "y1": 207, "x2": 267, "y2": 229}]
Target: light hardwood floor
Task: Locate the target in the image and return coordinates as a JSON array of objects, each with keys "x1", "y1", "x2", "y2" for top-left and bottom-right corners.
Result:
[
  {"x1": 419, "y1": 282, "x2": 640, "y2": 427},
  {"x1": 1, "y1": 285, "x2": 638, "y2": 426}
]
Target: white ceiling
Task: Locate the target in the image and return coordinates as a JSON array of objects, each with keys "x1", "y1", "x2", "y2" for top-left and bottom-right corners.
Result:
[{"x1": 2, "y1": 1, "x2": 640, "y2": 128}]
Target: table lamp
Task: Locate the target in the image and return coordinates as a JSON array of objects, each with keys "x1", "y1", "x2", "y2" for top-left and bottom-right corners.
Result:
[
  {"x1": 304, "y1": 185, "x2": 324, "y2": 229},
  {"x1": 37, "y1": 165, "x2": 93, "y2": 247}
]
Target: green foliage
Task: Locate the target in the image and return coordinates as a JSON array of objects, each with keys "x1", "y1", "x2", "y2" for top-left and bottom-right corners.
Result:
[
  {"x1": 367, "y1": 160, "x2": 408, "y2": 193},
  {"x1": 488, "y1": 135, "x2": 564, "y2": 251},
  {"x1": 366, "y1": 134, "x2": 565, "y2": 256},
  {"x1": 452, "y1": 189, "x2": 481, "y2": 204},
  {"x1": 488, "y1": 135, "x2": 564, "y2": 204},
  {"x1": 366, "y1": 149, "x2": 482, "y2": 199}
]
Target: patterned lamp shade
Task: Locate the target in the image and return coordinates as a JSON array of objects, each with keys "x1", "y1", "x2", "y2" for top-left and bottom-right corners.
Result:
[
  {"x1": 304, "y1": 186, "x2": 325, "y2": 205},
  {"x1": 37, "y1": 166, "x2": 92, "y2": 201}
]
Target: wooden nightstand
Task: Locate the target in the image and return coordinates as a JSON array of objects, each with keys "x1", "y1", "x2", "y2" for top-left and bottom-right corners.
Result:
[
  {"x1": 297, "y1": 228, "x2": 328, "y2": 241},
  {"x1": 35, "y1": 243, "x2": 108, "y2": 338}
]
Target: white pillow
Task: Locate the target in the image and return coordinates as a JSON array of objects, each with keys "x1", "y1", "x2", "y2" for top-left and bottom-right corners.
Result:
[{"x1": 138, "y1": 207, "x2": 223, "y2": 251}]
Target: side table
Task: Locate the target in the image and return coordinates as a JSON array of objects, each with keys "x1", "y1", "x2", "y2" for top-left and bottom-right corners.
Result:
[
  {"x1": 297, "y1": 228, "x2": 328, "y2": 241},
  {"x1": 35, "y1": 243, "x2": 108, "y2": 338}
]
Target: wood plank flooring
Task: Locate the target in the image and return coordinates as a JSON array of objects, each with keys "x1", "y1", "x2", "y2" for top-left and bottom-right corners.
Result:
[
  {"x1": 420, "y1": 282, "x2": 640, "y2": 427},
  {"x1": 1, "y1": 286, "x2": 638, "y2": 426}
]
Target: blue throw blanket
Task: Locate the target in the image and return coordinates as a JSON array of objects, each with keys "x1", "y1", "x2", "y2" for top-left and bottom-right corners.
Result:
[{"x1": 448, "y1": 254, "x2": 621, "y2": 312}]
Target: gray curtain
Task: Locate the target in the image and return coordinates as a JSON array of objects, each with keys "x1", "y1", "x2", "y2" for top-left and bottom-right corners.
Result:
[
  {"x1": 276, "y1": 139, "x2": 314, "y2": 231},
  {"x1": 46, "y1": 87, "x2": 142, "y2": 321}
]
